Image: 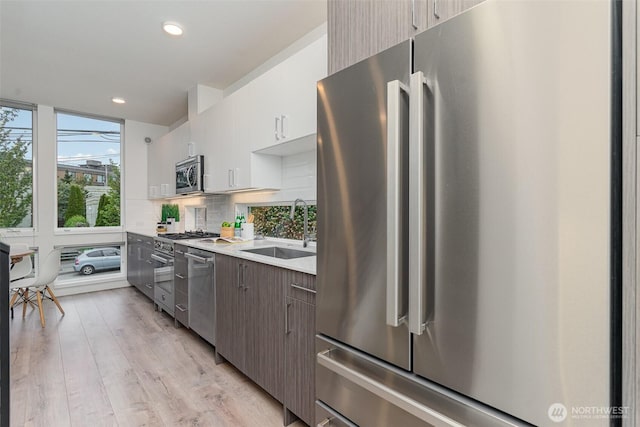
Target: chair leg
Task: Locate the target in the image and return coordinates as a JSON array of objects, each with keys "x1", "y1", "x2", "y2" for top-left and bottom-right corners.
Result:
[
  {"x1": 9, "y1": 289, "x2": 20, "y2": 319},
  {"x1": 36, "y1": 290, "x2": 45, "y2": 328},
  {"x1": 22, "y1": 289, "x2": 29, "y2": 319},
  {"x1": 9, "y1": 290, "x2": 20, "y2": 310},
  {"x1": 45, "y1": 286, "x2": 65, "y2": 316}
]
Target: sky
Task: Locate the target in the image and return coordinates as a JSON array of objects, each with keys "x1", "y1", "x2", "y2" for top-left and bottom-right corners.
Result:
[{"x1": 2, "y1": 106, "x2": 121, "y2": 166}]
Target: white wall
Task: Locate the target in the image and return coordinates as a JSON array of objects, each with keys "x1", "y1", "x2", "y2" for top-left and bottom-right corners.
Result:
[{"x1": 124, "y1": 119, "x2": 168, "y2": 234}]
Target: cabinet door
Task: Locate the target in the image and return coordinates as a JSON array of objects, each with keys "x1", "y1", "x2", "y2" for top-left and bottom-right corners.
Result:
[
  {"x1": 247, "y1": 263, "x2": 285, "y2": 401},
  {"x1": 426, "y1": 0, "x2": 484, "y2": 27},
  {"x1": 204, "y1": 99, "x2": 238, "y2": 192},
  {"x1": 126, "y1": 235, "x2": 137, "y2": 286},
  {"x1": 275, "y1": 35, "x2": 327, "y2": 145},
  {"x1": 249, "y1": 36, "x2": 327, "y2": 151},
  {"x1": 284, "y1": 296, "x2": 315, "y2": 426},
  {"x1": 215, "y1": 255, "x2": 245, "y2": 370},
  {"x1": 138, "y1": 242, "x2": 154, "y2": 300},
  {"x1": 328, "y1": 0, "x2": 427, "y2": 74}
]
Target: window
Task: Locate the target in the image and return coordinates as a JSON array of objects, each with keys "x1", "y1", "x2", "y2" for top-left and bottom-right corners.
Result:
[
  {"x1": 58, "y1": 244, "x2": 122, "y2": 280},
  {"x1": 56, "y1": 112, "x2": 122, "y2": 228},
  {"x1": 0, "y1": 102, "x2": 34, "y2": 228},
  {"x1": 248, "y1": 204, "x2": 317, "y2": 240}
]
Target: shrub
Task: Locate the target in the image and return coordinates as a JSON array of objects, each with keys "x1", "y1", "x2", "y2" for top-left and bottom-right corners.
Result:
[{"x1": 64, "y1": 215, "x2": 89, "y2": 227}]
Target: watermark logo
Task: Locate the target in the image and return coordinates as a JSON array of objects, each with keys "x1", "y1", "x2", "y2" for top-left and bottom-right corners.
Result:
[
  {"x1": 548, "y1": 403, "x2": 568, "y2": 423},
  {"x1": 548, "y1": 404, "x2": 630, "y2": 422}
]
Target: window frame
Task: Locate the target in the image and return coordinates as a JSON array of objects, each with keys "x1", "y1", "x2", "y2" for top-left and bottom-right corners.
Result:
[
  {"x1": 54, "y1": 109, "x2": 124, "y2": 234},
  {"x1": 0, "y1": 99, "x2": 37, "y2": 236},
  {"x1": 238, "y1": 200, "x2": 317, "y2": 241},
  {"x1": 55, "y1": 242, "x2": 125, "y2": 287}
]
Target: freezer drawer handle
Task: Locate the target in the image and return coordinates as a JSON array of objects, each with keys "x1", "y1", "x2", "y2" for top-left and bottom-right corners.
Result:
[
  {"x1": 408, "y1": 71, "x2": 429, "y2": 335},
  {"x1": 317, "y1": 350, "x2": 463, "y2": 427},
  {"x1": 386, "y1": 79, "x2": 409, "y2": 328}
]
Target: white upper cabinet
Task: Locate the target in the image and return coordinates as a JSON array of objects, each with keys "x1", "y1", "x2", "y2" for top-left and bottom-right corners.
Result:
[
  {"x1": 248, "y1": 34, "x2": 327, "y2": 150},
  {"x1": 147, "y1": 120, "x2": 190, "y2": 199},
  {"x1": 159, "y1": 33, "x2": 327, "y2": 196},
  {"x1": 203, "y1": 91, "x2": 282, "y2": 193}
]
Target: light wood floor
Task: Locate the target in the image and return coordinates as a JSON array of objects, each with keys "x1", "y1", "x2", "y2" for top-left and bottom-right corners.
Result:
[{"x1": 9, "y1": 286, "x2": 304, "y2": 427}]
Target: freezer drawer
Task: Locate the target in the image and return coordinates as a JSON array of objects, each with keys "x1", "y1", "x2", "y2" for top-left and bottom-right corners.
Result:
[{"x1": 316, "y1": 335, "x2": 525, "y2": 427}]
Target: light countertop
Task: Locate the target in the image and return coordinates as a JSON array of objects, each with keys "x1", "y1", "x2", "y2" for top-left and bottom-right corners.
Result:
[{"x1": 126, "y1": 231, "x2": 316, "y2": 275}]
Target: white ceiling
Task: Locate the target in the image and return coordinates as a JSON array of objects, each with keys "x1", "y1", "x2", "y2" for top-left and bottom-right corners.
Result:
[{"x1": 0, "y1": 0, "x2": 327, "y2": 126}]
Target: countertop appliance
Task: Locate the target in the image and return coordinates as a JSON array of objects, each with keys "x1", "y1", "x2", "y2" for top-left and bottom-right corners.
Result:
[
  {"x1": 176, "y1": 155, "x2": 204, "y2": 195},
  {"x1": 186, "y1": 248, "x2": 216, "y2": 345},
  {"x1": 316, "y1": 1, "x2": 622, "y2": 426}
]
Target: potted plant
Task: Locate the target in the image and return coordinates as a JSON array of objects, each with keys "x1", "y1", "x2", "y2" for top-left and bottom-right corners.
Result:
[
  {"x1": 161, "y1": 204, "x2": 180, "y2": 232},
  {"x1": 220, "y1": 221, "x2": 234, "y2": 238}
]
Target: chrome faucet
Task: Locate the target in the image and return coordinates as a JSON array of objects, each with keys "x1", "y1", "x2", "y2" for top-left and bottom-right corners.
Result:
[{"x1": 291, "y1": 198, "x2": 309, "y2": 247}]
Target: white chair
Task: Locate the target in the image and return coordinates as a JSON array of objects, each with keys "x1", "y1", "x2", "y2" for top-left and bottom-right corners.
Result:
[
  {"x1": 10, "y1": 243, "x2": 32, "y2": 282},
  {"x1": 9, "y1": 243, "x2": 34, "y2": 318},
  {"x1": 10, "y1": 249, "x2": 65, "y2": 328}
]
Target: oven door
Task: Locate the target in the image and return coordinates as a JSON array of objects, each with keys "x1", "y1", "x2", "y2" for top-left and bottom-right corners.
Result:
[{"x1": 151, "y1": 253, "x2": 174, "y2": 316}]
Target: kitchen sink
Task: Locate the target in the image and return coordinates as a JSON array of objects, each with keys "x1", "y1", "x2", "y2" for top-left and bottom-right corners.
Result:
[{"x1": 241, "y1": 246, "x2": 315, "y2": 259}]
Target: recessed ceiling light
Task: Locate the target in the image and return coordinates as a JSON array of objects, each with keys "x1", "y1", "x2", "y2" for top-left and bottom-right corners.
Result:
[
  {"x1": 112, "y1": 97, "x2": 126, "y2": 104},
  {"x1": 162, "y1": 21, "x2": 183, "y2": 36}
]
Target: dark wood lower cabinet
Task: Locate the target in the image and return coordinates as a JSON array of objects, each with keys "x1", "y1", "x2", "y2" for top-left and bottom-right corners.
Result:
[
  {"x1": 215, "y1": 254, "x2": 315, "y2": 426},
  {"x1": 284, "y1": 295, "x2": 315, "y2": 426},
  {"x1": 126, "y1": 233, "x2": 154, "y2": 300},
  {"x1": 215, "y1": 254, "x2": 246, "y2": 370},
  {"x1": 217, "y1": 257, "x2": 286, "y2": 401}
]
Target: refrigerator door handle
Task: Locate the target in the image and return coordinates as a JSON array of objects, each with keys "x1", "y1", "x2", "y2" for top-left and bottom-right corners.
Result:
[
  {"x1": 317, "y1": 350, "x2": 464, "y2": 427},
  {"x1": 386, "y1": 79, "x2": 409, "y2": 328},
  {"x1": 409, "y1": 71, "x2": 428, "y2": 335}
]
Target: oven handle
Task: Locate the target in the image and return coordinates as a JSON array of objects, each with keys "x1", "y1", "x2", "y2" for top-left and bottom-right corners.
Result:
[
  {"x1": 185, "y1": 252, "x2": 214, "y2": 264},
  {"x1": 151, "y1": 254, "x2": 169, "y2": 264}
]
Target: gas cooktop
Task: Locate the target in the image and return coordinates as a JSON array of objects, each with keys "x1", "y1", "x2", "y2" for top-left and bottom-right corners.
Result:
[{"x1": 159, "y1": 231, "x2": 220, "y2": 240}]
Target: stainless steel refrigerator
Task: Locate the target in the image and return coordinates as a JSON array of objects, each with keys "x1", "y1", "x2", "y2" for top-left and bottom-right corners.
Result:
[{"x1": 316, "y1": 0, "x2": 622, "y2": 426}]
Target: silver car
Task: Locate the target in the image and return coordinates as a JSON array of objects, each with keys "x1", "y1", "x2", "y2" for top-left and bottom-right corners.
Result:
[{"x1": 74, "y1": 247, "x2": 121, "y2": 275}]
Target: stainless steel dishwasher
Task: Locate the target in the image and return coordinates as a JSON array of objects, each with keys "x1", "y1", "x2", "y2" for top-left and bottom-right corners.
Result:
[{"x1": 185, "y1": 248, "x2": 215, "y2": 345}]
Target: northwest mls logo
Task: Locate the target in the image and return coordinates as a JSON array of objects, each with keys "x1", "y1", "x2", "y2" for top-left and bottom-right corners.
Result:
[{"x1": 548, "y1": 403, "x2": 568, "y2": 422}]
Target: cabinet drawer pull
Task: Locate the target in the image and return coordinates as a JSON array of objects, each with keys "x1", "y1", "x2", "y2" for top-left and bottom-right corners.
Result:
[
  {"x1": 290, "y1": 283, "x2": 316, "y2": 294},
  {"x1": 145, "y1": 284, "x2": 153, "y2": 289},
  {"x1": 285, "y1": 301, "x2": 292, "y2": 334},
  {"x1": 175, "y1": 304, "x2": 187, "y2": 312},
  {"x1": 175, "y1": 273, "x2": 186, "y2": 279},
  {"x1": 175, "y1": 249, "x2": 184, "y2": 255}
]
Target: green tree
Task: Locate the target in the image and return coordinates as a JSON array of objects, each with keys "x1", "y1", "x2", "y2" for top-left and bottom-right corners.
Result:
[
  {"x1": 65, "y1": 184, "x2": 85, "y2": 222},
  {"x1": 57, "y1": 179, "x2": 72, "y2": 227},
  {"x1": 0, "y1": 108, "x2": 32, "y2": 227},
  {"x1": 94, "y1": 193, "x2": 109, "y2": 226},
  {"x1": 96, "y1": 161, "x2": 120, "y2": 226}
]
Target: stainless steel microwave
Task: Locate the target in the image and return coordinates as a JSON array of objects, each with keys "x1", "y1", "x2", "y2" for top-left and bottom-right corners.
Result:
[{"x1": 175, "y1": 155, "x2": 204, "y2": 195}]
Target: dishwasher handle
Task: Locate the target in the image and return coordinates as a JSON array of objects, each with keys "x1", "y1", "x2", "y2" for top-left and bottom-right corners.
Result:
[{"x1": 185, "y1": 252, "x2": 214, "y2": 263}]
